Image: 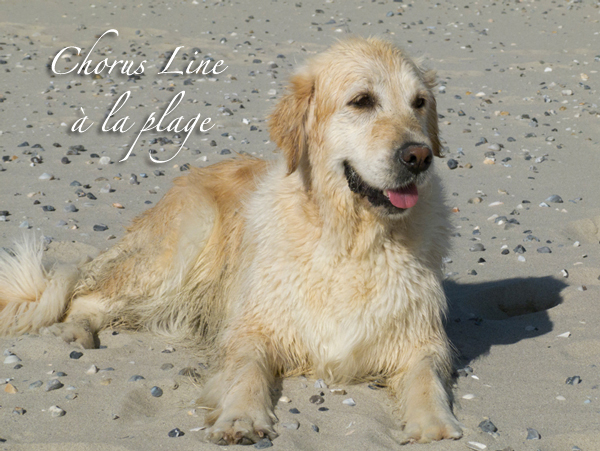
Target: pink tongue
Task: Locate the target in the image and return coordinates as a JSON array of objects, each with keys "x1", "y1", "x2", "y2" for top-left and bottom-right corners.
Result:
[{"x1": 387, "y1": 184, "x2": 418, "y2": 209}]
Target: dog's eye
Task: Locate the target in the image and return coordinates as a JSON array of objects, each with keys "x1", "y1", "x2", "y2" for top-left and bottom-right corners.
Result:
[
  {"x1": 349, "y1": 93, "x2": 376, "y2": 109},
  {"x1": 413, "y1": 96, "x2": 426, "y2": 110}
]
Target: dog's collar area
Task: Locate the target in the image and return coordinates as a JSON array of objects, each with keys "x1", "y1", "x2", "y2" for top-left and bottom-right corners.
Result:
[{"x1": 343, "y1": 161, "x2": 410, "y2": 214}]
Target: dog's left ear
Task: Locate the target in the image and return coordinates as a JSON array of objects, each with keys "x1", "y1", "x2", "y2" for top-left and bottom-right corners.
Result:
[
  {"x1": 423, "y1": 69, "x2": 442, "y2": 158},
  {"x1": 269, "y1": 71, "x2": 314, "y2": 174}
]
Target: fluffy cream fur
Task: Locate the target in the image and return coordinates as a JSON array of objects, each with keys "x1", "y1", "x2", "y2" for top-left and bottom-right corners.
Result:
[{"x1": 0, "y1": 37, "x2": 462, "y2": 445}]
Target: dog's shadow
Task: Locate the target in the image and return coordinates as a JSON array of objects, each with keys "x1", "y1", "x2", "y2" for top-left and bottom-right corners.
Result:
[{"x1": 444, "y1": 276, "x2": 568, "y2": 366}]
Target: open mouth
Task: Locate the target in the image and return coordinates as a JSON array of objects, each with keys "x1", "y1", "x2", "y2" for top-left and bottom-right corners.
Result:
[{"x1": 343, "y1": 161, "x2": 419, "y2": 213}]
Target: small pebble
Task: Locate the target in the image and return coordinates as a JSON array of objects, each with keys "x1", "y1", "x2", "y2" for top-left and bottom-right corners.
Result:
[
  {"x1": 279, "y1": 396, "x2": 291, "y2": 403},
  {"x1": 4, "y1": 354, "x2": 21, "y2": 364},
  {"x1": 39, "y1": 173, "x2": 54, "y2": 181},
  {"x1": 281, "y1": 421, "x2": 300, "y2": 430},
  {"x1": 168, "y1": 428, "x2": 184, "y2": 438},
  {"x1": 254, "y1": 437, "x2": 273, "y2": 449},
  {"x1": 447, "y1": 159, "x2": 458, "y2": 169},
  {"x1": 478, "y1": 419, "x2": 498, "y2": 433},
  {"x1": 514, "y1": 245, "x2": 526, "y2": 254},
  {"x1": 4, "y1": 383, "x2": 18, "y2": 394},
  {"x1": 342, "y1": 398, "x2": 356, "y2": 406},
  {"x1": 289, "y1": 408, "x2": 300, "y2": 414},
  {"x1": 99, "y1": 156, "x2": 111, "y2": 165},
  {"x1": 466, "y1": 442, "x2": 487, "y2": 450},
  {"x1": 311, "y1": 424, "x2": 319, "y2": 433},
  {"x1": 526, "y1": 427, "x2": 540, "y2": 440},
  {"x1": 13, "y1": 407, "x2": 26, "y2": 415},
  {"x1": 128, "y1": 375, "x2": 145, "y2": 382},
  {"x1": 86, "y1": 365, "x2": 99, "y2": 374},
  {"x1": 69, "y1": 351, "x2": 83, "y2": 359},
  {"x1": 545, "y1": 195, "x2": 563, "y2": 203},
  {"x1": 45, "y1": 379, "x2": 64, "y2": 392},
  {"x1": 314, "y1": 379, "x2": 328, "y2": 389},
  {"x1": 537, "y1": 246, "x2": 551, "y2": 253},
  {"x1": 309, "y1": 395, "x2": 325, "y2": 405},
  {"x1": 93, "y1": 224, "x2": 108, "y2": 232},
  {"x1": 150, "y1": 386, "x2": 163, "y2": 397},
  {"x1": 462, "y1": 393, "x2": 476, "y2": 400},
  {"x1": 29, "y1": 380, "x2": 43, "y2": 389},
  {"x1": 161, "y1": 363, "x2": 174, "y2": 371},
  {"x1": 566, "y1": 376, "x2": 581, "y2": 385},
  {"x1": 49, "y1": 405, "x2": 66, "y2": 417},
  {"x1": 469, "y1": 243, "x2": 485, "y2": 252}
]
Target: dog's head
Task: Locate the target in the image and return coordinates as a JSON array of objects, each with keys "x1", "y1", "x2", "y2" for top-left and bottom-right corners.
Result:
[{"x1": 270, "y1": 37, "x2": 441, "y2": 218}]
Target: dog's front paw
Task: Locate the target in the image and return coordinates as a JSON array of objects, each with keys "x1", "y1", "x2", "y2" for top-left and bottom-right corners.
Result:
[
  {"x1": 206, "y1": 410, "x2": 278, "y2": 445},
  {"x1": 399, "y1": 409, "x2": 462, "y2": 444},
  {"x1": 40, "y1": 322, "x2": 97, "y2": 349}
]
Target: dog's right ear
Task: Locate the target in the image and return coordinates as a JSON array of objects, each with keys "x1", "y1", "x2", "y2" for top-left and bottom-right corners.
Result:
[{"x1": 269, "y1": 71, "x2": 314, "y2": 175}]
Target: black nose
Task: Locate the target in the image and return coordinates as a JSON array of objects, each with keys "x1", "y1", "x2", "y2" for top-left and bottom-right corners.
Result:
[{"x1": 397, "y1": 143, "x2": 433, "y2": 174}]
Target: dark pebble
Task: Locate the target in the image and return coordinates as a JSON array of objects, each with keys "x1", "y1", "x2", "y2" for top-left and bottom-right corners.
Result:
[
  {"x1": 447, "y1": 159, "x2": 458, "y2": 169},
  {"x1": 220, "y1": 149, "x2": 231, "y2": 155},
  {"x1": 61, "y1": 157, "x2": 70, "y2": 164},
  {"x1": 566, "y1": 376, "x2": 582, "y2": 385},
  {"x1": 13, "y1": 407, "x2": 26, "y2": 415},
  {"x1": 311, "y1": 424, "x2": 319, "y2": 433},
  {"x1": 318, "y1": 407, "x2": 329, "y2": 411},
  {"x1": 18, "y1": 141, "x2": 29, "y2": 147},
  {"x1": 86, "y1": 193, "x2": 97, "y2": 200},
  {"x1": 254, "y1": 438, "x2": 273, "y2": 449},
  {"x1": 56, "y1": 372, "x2": 67, "y2": 377},
  {"x1": 64, "y1": 204, "x2": 78, "y2": 213},
  {"x1": 309, "y1": 395, "x2": 325, "y2": 405},
  {"x1": 513, "y1": 245, "x2": 526, "y2": 254},
  {"x1": 289, "y1": 408, "x2": 300, "y2": 414},
  {"x1": 478, "y1": 419, "x2": 498, "y2": 433},
  {"x1": 0, "y1": 210, "x2": 9, "y2": 216},
  {"x1": 128, "y1": 375, "x2": 145, "y2": 382},
  {"x1": 93, "y1": 224, "x2": 109, "y2": 232},
  {"x1": 161, "y1": 363, "x2": 174, "y2": 371},
  {"x1": 168, "y1": 428, "x2": 184, "y2": 438},
  {"x1": 69, "y1": 351, "x2": 83, "y2": 359},
  {"x1": 42, "y1": 206, "x2": 55, "y2": 212},
  {"x1": 178, "y1": 367, "x2": 201, "y2": 380},
  {"x1": 150, "y1": 386, "x2": 163, "y2": 397},
  {"x1": 153, "y1": 170, "x2": 164, "y2": 176},
  {"x1": 501, "y1": 249, "x2": 510, "y2": 255},
  {"x1": 29, "y1": 380, "x2": 43, "y2": 389},
  {"x1": 537, "y1": 246, "x2": 552, "y2": 254},
  {"x1": 545, "y1": 195, "x2": 563, "y2": 203},
  {"x1": 45, "y1": 379, "x2": 64, "y2": 391},
  {"x1": 70, "y1": 180, "x2": 82, "y2": 187}
]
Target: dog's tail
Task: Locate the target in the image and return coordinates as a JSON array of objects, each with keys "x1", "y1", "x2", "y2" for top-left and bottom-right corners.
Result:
[{"x1": 0, "y1": 238, "x2": 79, "y2": 336}]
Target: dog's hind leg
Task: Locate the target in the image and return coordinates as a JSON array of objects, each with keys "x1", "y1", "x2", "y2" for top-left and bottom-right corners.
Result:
[
  {"x1": 202, "y1": 328, "x2": 279, "y2": 445},
  {"x1": 41, "y1": 293, "x2": 109, "y2": 349}
]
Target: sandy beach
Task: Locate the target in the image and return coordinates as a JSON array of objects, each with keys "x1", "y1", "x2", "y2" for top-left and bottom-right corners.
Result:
[{"x1": 1, "y1": 0, "x2": 600, "y2": 449}]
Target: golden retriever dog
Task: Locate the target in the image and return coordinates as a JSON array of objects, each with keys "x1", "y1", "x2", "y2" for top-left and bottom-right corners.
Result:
[{"x1": 0, "y1": 37, "x2": 462, "y2": 445}]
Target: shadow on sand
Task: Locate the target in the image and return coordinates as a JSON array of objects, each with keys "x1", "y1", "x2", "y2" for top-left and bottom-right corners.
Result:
[{"x1": 444, "y1": 276, "x2": 569, "y2": 366}]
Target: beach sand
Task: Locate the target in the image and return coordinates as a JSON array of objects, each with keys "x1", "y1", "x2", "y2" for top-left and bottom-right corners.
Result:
[{"x1": 1, "y1": 0, "x2": 600, "y2": 449}]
